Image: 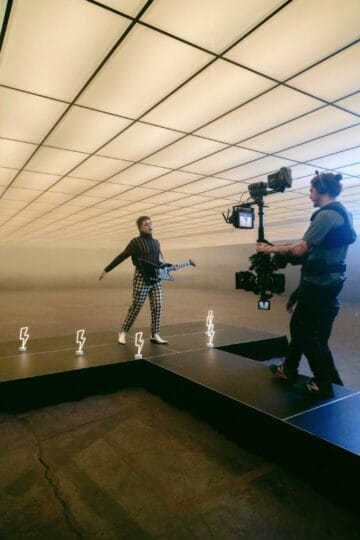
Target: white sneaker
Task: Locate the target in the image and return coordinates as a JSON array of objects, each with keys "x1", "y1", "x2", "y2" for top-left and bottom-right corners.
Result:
[
  {"x1": 118, "y1": 331, "x2": 126, "y2": 344},
  {"x1": 150, "y1": 333, "x2": 168, "y2": 344}
]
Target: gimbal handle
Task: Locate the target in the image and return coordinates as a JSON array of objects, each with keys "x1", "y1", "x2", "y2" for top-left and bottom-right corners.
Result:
[{"x1": 256, "y1": 199, "x2": 273, "y2": 245}]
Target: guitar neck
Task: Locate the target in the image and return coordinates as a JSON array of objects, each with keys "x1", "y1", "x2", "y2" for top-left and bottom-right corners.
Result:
[{"x1": 167, "y1": 260, "x2": 191, "y2": 272}]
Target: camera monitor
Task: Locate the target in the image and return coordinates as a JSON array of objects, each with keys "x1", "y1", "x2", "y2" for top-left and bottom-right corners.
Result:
[{"x1": 234, "y1": 206, "x2": 254, "y2": 229}]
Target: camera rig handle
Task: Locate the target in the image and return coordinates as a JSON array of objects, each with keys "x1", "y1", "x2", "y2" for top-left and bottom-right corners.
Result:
[{"x1": 256, "y1": 199, "x2": 273, "y2": 246}]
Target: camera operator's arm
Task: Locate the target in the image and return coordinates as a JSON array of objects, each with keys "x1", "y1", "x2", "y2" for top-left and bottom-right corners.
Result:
[{"x1": 256, "y1": 240, "x2": 308, "y2": 257}]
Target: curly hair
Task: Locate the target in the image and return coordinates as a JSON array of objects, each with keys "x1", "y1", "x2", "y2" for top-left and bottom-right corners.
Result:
[{"x1": 136, "y1": 215, "x2": 151, "y2": 230}]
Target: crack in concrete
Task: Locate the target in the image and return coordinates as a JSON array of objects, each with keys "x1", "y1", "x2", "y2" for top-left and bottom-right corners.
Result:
[{"x1": 20, "y1": 418, "x2": 84, "y2": 540}]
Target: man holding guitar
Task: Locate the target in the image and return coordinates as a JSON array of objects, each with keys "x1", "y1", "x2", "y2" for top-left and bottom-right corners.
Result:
[{"x1": 99, "y1": 216, "x2": 194, "y2": 345}]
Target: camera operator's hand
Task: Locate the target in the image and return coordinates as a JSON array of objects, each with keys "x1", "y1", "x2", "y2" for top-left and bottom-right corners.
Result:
[{"x1": 256, "y1": 242, "x2": 272, "y2": 254}]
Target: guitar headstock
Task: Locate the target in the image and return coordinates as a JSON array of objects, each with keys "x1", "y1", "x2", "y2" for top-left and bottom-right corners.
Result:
[{"x1": 189, "y1": 259, "x2": 196, "y2": 267}]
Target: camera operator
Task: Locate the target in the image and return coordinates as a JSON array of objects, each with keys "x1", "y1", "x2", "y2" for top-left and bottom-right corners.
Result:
[{"x1": 257, "y1": 172, "x2": 356, "y2": 398}]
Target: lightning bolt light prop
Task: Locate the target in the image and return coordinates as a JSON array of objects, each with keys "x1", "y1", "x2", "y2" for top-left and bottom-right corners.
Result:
[
  {"x1": 75, "y1": 329, "x2": 86, "y2": 356},
  {"x1": 134, "y1": 332, "x2": 144, "y2": 359},
  {"x1": 206, "y1": 310, "x2": 215, "y2": 348},
  {"x1": 19, "y1": 326, "x2": 29, "y2": 352}
]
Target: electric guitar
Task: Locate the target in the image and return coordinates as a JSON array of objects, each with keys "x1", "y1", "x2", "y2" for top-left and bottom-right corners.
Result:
[{"x1": 138, "y1": 259, "x2": 196, "y2": 284}]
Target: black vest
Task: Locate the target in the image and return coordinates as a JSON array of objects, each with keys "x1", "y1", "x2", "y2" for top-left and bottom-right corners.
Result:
[
  {"x1": 310, "y1": 202, "x2": 356, "y2": 248},
  {"x1": 304, "y1": 202, "x2": 356, "y2": 275}
]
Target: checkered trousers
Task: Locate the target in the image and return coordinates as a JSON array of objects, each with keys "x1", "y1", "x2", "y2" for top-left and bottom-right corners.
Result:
[{"x1": 121, "y1": 270, "x2": 163, "y2": 334}]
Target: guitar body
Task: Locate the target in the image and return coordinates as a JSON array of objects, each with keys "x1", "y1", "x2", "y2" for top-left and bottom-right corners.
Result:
[
  {"x1": 138, "y1": 259, "x2": 195, "y2": 284},
  {"x1": 158, "y1": 268, "x2": 175, "y2": 281}
]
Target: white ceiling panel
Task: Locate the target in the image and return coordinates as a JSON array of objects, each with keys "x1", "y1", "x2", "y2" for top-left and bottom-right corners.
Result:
[
  {"x1": 29, "y1": 205, "x2": 79, "y2": 219},
  {"x1": 164, "y1": 206, "x2": 212, "y2": 218},
  {"x1": 36, "y1": 192, "x2": 75, "y2": 205},
  {"x1": 70, "y1": 155, "x2": 130, "y2": 181},
  {"x1": 49, "y1": 177, "x2": 99, "y2": 195},
  {"x1": 0, "y1": 87, "x2": 68, "y2": 143},
  {"x1": 336, "y1": 92, "x2": 360, "y2": 115},
  {"x1": 190, "y1": 198, "x2": 237, "y2": 210},
  {"x1": 182, "y1": 146, "x2": 264, "y2": 176},
  {"x1": 146, "y1": 205, "x2": 178, "y2": 215},
  {"x1": 243, "y1": 107, "x2": 358, "y2": 153},
  {"x1": 309, "y1": 147, "x2": 360, "y2": 170},
  {"x1": 0, "y1": 167, "x2": 18, "y2": 187},
  {"x1": 110, "y1": 163, "x2": 169, "y2": 186},
  {"x1": 0, "y1": 0, "x2": 6, "y2": 25},
  {"x1": 12, "y1": 171, "x2": 61, "y2": 190},
  {"x1": 98, "y1": 0, "x2": 148, "y2": 17},
  {"x1": 0, "y1": 0, "x2": 128, "y2": 100},
  {"x1": 0, "y1": 215, "x2": 33, "y2": 227},
  {"x1": 143, "y1": 59, "x2": 274, "y2": 131},
  {"x1": 0, "y1": 139, "x2": 36, "y2": 169},
  {"x1": 201, "y1": 182, "x2": 249, "y2": 199},
  {"x1": 25, "y1": 147, "x2": 88, "y2": 175},
  {"x1": 114, "y1": 201, "x2": 155, "y2": 212},
  {"x1": 99, "y1": 122, "x2": 183, "y2": 161},
  {"x1": 141, "y1": 192, "x2": 186, "y2": 204},
  {"x1": 96, "y1": 199, "x2": 132, "y2": 210},
  {"x1": 0, "y1": 1, "x2": 359, "y2": 249},
  {"x1": 341, "y1": 163, "x2": 360, "y2": 176},
  {"x1": 172, "y1": 194, "x2": 209, "y2": 207},
  {"x1": 45, "y1": 106, "x2": 132, "y2": 153},
  {"x1": 289, "y1": 42, "x2": 360, "y2": 102},
  {"x1": 117, "y1": 187, "x2": 161, "y2": 201},
  {"x1": 0, "y1": 198, "x2": 28, "y2": 211},
  {"x1": 66, "y1": 195, "x2": 104, "y2": 208},
  {"x1": 1, "y1": 187, "x2": 40, "y2": 202},
  {"x1": 65, "y1": 207, "x2": 109, "y2": 218},
  {"x1": 225, "y1": 0, "x2": 360, "y2": 80},
  {"x1": 289, "y1": 164, "x2": 323, "y2": 179},
  {"x1": 77, "y1": 24, "x2": 211, "y2": 117},
  {"x1": 144, "y1": 136, "x2": 227, "y2": 169},
  {"x1": 142, "y1": 0, "x2": 283, "y2": 53},
  {"x1": 85, "y1": 183, "x2": 131, "y2": 198},
  {"x1": 196, "y1": 86, "x2": 322, "y2": 143},
  {"x1": 13, "y1": 202, "x2": 58, "y2": 216},
  {"x1": 216, "y1": 156, "x2": 295, "y2": 182},
  {"x1": 0, "y1": 184, "x2": 8, "y2": 197},
  {"x1": 277, "y1": 124, "x2": 360, "y2": 162},
  {"x1": 174, "y1": 177, "x2": 232, "y2": 195},
  {"x1": 145, "y1": 171, "x2": 201, "y2": 190}
]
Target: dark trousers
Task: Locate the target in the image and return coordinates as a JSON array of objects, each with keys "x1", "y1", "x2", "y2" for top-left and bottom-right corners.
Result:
[{"x1": 284, "y1": 280, "x2": 343, "y2": 387}]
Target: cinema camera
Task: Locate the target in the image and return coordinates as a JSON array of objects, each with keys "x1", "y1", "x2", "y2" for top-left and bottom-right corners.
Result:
[{"x1": 223, "y1": 167, "x2": 293, "y2": 310}]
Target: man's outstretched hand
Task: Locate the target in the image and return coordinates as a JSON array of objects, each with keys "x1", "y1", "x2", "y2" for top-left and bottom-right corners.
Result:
[{"x1": 98, "y1": 271, "x2": 107, "y2": 280}]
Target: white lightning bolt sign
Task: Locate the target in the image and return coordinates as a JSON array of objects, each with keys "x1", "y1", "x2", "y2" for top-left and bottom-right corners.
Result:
[
  {"x1": 134, "y1": 331, "x2": 144, "y2": 359},
  {"x1": 206, "y1": 310, "x2": 215, "y2": 348},
  {"x1": 75, "y1": 329, "x2": 86, "y2": 356},
  {"x1": 19, "y1": 326, "x2": 29, "y2": 352},
  {"x1": 206, "y1": 310, "x2": 214, "y2": 334}
]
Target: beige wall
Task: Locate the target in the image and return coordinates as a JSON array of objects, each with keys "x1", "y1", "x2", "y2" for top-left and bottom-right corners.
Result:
[{"x1": 1, "y1": 240, "x2": 359, "y2": 302}]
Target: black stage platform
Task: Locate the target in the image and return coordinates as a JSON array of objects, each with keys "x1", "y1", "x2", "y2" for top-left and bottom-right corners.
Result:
[{"x1": 1, "y1": 323, "x2": 359, "y2": 511}]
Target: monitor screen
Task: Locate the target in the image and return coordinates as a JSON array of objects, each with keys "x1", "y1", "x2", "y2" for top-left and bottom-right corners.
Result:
[{"x1": 235, "y1": 207, "x2": 254, "y2": 229}]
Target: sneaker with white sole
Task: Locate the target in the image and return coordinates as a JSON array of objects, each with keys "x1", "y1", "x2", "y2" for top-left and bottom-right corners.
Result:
[
  {"x1": 269, "y1": 364, "x2": 297, "y2": 384},
  {"x1": 293, "y1": 379, "x2": 334, "y2": 398},
  {"x1": 150, "y1": 333, "x2": 168, "y2": 344},
  {"x1": 118, "y1": 331, "x2": 126, "y2": 344}
]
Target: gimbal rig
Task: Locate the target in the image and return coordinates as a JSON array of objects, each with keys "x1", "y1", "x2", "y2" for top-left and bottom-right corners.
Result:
[{"x1": 223, "y1": 167, "x2": 293, "y2": 310}]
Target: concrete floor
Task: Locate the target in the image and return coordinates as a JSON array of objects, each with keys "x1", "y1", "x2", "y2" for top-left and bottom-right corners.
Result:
[{"x1": 0, "y1": 287, "x2": 359, "y2": 538}]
